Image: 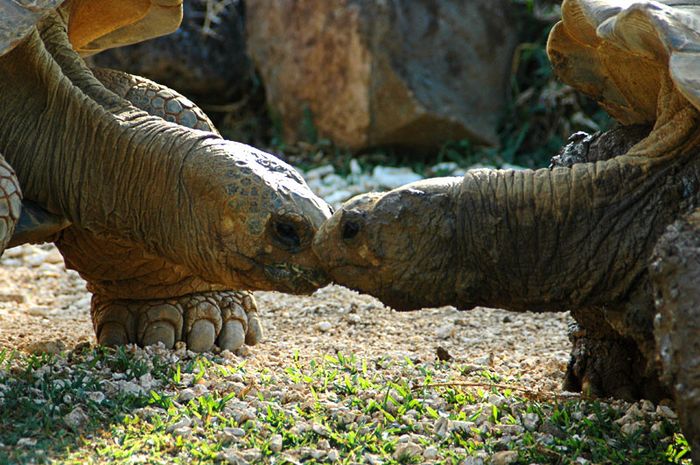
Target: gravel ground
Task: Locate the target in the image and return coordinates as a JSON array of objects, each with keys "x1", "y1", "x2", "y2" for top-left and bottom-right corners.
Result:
[{"x1": 0, "y1": 242, "x2": 571, "y2": 395}]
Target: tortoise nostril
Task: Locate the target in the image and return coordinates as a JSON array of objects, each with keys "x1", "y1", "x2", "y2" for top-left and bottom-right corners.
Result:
[
  {"x1": 274, "y1": 220, "x2": 301, "y2": 250},
  {"x1": 342, "y1": 221, "x2": 360, "y2": 241}
]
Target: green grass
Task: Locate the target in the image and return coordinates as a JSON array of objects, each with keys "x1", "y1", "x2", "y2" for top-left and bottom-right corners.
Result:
[{"x1": 0, "y1": 346, "x2": 691, "y2": 464}]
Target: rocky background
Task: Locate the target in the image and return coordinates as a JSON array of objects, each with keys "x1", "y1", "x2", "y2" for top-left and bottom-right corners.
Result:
[{"x1": 91, "y1": 0, "x2": 609, "y2": 170}]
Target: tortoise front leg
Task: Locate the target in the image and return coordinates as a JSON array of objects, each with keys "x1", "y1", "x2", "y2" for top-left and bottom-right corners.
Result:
[
  {"x1": 55, "y1": 225, "x2": 263, "y2": 352},
  {"x1": 651, "y1": 208, "x2": 700, "y2": 465},
  {"x1": 0, "y1": 156, "x2": 22, "y2": 252}
]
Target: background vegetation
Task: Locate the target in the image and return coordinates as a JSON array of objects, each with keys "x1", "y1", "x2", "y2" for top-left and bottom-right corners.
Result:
[{"x1": 217, "y1": 0, "x2": 612, "y2": 174}]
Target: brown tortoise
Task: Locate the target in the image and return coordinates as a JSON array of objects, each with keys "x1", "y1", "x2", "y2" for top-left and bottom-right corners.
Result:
[
  {"x1": 0, "y1": 0, "x2": 332, "y2": 352},
  {"x1": 313, "y1": 1, "x2": 700, "y2": 461}
]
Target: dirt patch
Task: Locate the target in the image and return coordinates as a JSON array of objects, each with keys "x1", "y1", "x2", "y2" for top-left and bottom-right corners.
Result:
[{"x1": 0, "y1": 244, "x2": 572, "y2": 396}]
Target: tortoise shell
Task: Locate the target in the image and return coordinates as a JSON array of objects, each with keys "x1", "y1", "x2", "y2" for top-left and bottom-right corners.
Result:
[
  {"x1": 0, "y1": 0, "x2": 182, "y2": 58},
  {"x1": 548, "y1": 0, "x2": 700, "y2": 124}
]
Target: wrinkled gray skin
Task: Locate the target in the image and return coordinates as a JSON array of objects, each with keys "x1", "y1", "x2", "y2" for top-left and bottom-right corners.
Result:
[{"x1": 314, "y1": 144, "x2": 700, "y2": 312}]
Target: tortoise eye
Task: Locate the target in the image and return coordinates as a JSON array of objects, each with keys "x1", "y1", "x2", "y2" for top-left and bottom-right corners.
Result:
[
  {"x1": 342, "y1": 221, "x2": 360, "y2": 241},
  {"x1": 274, "y1": 220, "x2": 301, "y2": 249}
]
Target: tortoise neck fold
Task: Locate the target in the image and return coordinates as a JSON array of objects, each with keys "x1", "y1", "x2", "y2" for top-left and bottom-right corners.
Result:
[
  {"x1": 454, "y1": 152, "x2": 700, "y2": 312},
  {"x1": 0, "y1": 18, "x2": 218, "y2": 273}
]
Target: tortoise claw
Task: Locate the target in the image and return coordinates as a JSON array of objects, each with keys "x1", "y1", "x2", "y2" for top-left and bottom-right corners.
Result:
[
  {"x1": 91, "y1": 291, "x2": 261, "y2": 352},
  {"x1": 92, "y1": 299, "x2": 136, "y2": 347},
  {"x1": 219, "y1": 320, "x2": 246, "y2": 351}
]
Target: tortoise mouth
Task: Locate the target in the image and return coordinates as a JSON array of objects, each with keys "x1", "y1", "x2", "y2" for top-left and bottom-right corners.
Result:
[{"x1": 262, "y1": 263, "x2": 330, "y2": 294}]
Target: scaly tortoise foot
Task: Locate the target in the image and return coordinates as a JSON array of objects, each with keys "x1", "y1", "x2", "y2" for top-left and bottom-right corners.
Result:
[
  {"x1": 92, "y1": 290, "x2": 262, "y2": 352},
  {"x1": 0, "y1": 156, "x2": 22, "y2": 252}
]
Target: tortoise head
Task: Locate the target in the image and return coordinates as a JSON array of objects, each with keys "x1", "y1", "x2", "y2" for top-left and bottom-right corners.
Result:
[
  {"x1": 1, "y1": 5, "x2": 330, "y2": 295},
  {"x1": 181, "y1": 139, "x2": 333, "y2": 294},
  {"x1": 312, "y1": 178, "x2": 459, "y2": 310}
]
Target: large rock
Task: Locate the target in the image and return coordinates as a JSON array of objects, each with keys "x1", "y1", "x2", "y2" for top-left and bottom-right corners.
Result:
[
  {"x1": 90, "y1": 0, "x2": 251, "y2": 104},
  {"x1": 246, "y1": 0, "x2": 518, "y2": 150}
]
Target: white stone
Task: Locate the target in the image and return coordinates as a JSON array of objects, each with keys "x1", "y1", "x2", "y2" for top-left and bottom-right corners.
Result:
[
  {"x1": 434, "y1": 416, "x2": 449, "y2": 438},
  {"x1": 116, "y1": 380, "x2": 144, "y2": 396},
  {"x1": 657, "y1": 404, "x2": 677, "y2": 419},
  {"x1": 217, "y1": 448, "x2": 249, "y2": 465},
  {"x1": 620, "y1": 421, "x2": 645, "y2": 436},
  {"x1": 522, "y1": 412, "x2": 540, "y2": 431},
  {"x1": 436, "y1": 324, "x2": 454, "y2": 339},
  {"x1": 349, "y1": 159, "x2": 362, "y2": 176},
  {"x1": 26, "y1": 306, "x2": 51, "y2": 317},
  {"x1": 461, "y1": 456, "x2": 485, "y2": 465},
  {"x1": 304, "y1": 165, "x2": 335, "y2": 180},
  {"x1": 500, "y1": 163, "x2": 527, "y2": 171},
  {"x1": 224, "y1": 427, "x2": 246, "y2": 437},
  {"x1": 393, "y1": 442, "x2": 422, "y2": 461},
  {"x1": 166, "y1": 416, "x2": 192, "y2": 433},
  {"x1": 371, "y1": 166, "x2": 422, "y2": 189},
  {"x1": 16, "y1": 437, "x2": 37, "y2": 447},
  {"x1": 312, "y1": 423, "x2": 330, "y2": 436},
  {"x1": 241, "y1": 448, "x2": 262, "y2": 462},
  {"x1": 178, "y1": 388, "x2": 196, "y2": 402},
  {"x1": 25, "y1": 251, "x2": 49, "y2": 267},
  {"x1": 431, "y1": 162, "x2": 460, "y2": 174},
  {"x1": 317, "y1": 321, "x2": 333, "y2": 332},
  {"x1": 324, "y1": 190, "x2": 353, "y2": 207}
]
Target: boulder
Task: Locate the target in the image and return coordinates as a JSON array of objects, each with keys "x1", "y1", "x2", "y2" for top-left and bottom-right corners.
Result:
[
  {"x1": 90, "y1": 0, "x2": 251, "y2": 104},
  {"x1": 245, "y1": 0, "x2": 518, "y2": 150}
]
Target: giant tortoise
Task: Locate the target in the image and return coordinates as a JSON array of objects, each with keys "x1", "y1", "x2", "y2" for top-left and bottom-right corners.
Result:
[
  {"x1": 0, "y1": 0, "x2": 332, "y2": 352},
  {"x1": 313, "y1": 0, "x2": 700, "y2": 460}
]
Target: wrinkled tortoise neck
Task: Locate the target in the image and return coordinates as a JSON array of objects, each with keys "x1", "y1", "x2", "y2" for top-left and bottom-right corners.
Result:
[
  {"x1": 453, "y1": 82, "x2": 700, "y2": 312},
  {"x1": 0, "y1": 14, "x2": 221, "y2": 276},
  {"x1": 453, "y1": 154, "x2": 700, "y2": 313}
]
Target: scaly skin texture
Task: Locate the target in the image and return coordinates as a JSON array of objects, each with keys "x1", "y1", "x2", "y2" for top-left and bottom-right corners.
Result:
[
  {"x1": 0, "y1": 158, "x2": 21, "y2": 251},
  {"x1": 0, "y1": 14, "x2": 332, "y2": 351},
  {"x1": 90, "y1": 67, "x2": 214, "y2": 131}
]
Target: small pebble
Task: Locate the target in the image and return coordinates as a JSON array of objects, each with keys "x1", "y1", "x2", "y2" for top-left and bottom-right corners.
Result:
[
  {"x1": 393, "y1": 442, "x2": 422, "y2": 461},
  {"x1": 657, "y1": 405, "x2": 677, "y2": 420},
  {"x1": 63, "y1": 406, "x2": 88, "y2": 430},
  {"x1": 224, "y1": 427, "x2": 246, "y2": 437},
  {"x1": 270, "y1": 434, "x2": 283, "y2": 453},
  {"x1": 16, "y1": 437, "x2": 37, "y2": 447},
  {"x1": 490, "y1": 450, "x2": 519, "y2": 465},
  {"x1": 423, "y1": 446, "x2": 439, "y2": 460},
  {"x1": 461, "y1": 456, "x2": 485, "y2": 465},
  {"x1": 522, "y1": 412, "x2": 540, "y2": 431},
  {"x1": 620, "y1": 421, "x2": 645, "y2": 436},
  {"x1": 87, "y1": 391, "x2": 105, "y2": 404},
  {"x1": 316, "y1": 321, "x2": 332, "y2": 332},
  {"x1": 166, "y1": 416, "x2": 192, "y2": 433}
]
